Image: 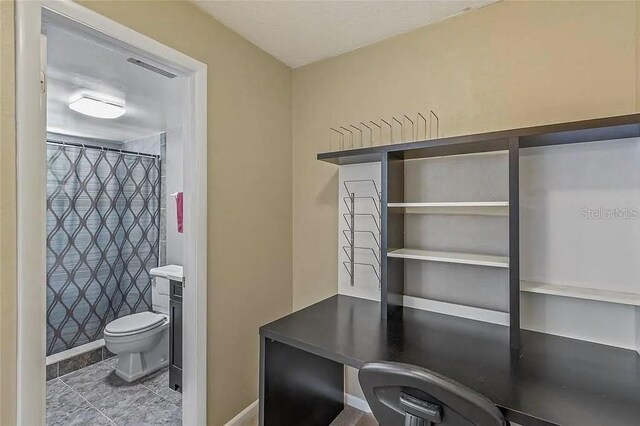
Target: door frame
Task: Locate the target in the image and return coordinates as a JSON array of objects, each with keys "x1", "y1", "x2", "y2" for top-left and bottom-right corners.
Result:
[{"x1": 15, "y1": 1, "x2": 208, "y2": 424}]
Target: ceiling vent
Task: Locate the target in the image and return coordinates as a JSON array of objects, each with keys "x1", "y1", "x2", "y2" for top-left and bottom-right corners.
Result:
[{"x1": 127, "y1": 58, "x2": 177, "y2": 79}]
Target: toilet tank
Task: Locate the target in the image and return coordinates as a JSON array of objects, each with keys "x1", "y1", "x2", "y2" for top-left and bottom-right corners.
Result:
[{"x1": 149, "y1": 265, "x2": 184, "y2": 315}]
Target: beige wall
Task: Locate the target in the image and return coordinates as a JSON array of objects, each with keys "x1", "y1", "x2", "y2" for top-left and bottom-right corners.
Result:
[
  {"x1": 3, "y1": 0, "x2": 640, "y2": 424},
  {"x1": 0, "y1": 0, "x2": 17, "y2": 424},
  {"x1": 1, "y1": 1, "x2": 293, "y2": 424},
  {"x1": 80, "y1": 3, "x2": 294, "y2": 424},
  {"x1": 292, "y1": 0, "x2": 639, "y2": 310}
]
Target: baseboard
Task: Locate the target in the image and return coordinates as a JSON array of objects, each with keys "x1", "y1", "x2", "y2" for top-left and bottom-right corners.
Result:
[
  {"x1": 46, "y1": 338, "x2": 106, "y2": 365},
  {"x1": 227, "y1": 395, "x2": 368, "y2": 424},
  {"x1": 345, "y1": 393, "x2": 371, "y2": 413},
  {"x1": 225, "y1": 400, "x2": 259, "y2": 426}
]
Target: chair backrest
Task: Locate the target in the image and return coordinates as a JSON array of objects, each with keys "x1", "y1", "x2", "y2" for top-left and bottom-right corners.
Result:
[{"x1": 359, "y1": 362, "x2": 507, "y2": 426}]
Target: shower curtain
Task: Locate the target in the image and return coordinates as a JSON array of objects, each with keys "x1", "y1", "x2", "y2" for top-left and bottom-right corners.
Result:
[{"x1": 46, "y1": 143, "x2": 161, "y2": 356}]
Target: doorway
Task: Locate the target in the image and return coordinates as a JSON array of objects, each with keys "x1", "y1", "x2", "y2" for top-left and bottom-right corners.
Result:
[{"x1": 15, "y1": 2, "x2": 207, "y2": 425}]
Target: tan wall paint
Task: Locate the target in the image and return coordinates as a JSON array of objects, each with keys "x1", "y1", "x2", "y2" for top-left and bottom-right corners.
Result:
[
  {"x1": 1, "y1": 1, "x2": 293, "y2": 424},
  {"x1": 292, "y1": 0, "x2": 638, "y2": 310},
  {"x1": 3, "y1": 0, "x2": 640, "y2": 424},
  {"x1": 81, "y1": 3, "x2": 294, "y2": 424},
  {"x1": 79, "y1": 3, "x2": 293, "y2": 423},
  {"x1": 0, "y1": 0, "x2": 17, "y2": 424}
]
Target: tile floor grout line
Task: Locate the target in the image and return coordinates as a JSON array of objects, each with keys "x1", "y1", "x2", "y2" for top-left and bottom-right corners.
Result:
[
  {"x1": 49, "y1": 378, "x2": 90, "y2": 420},
  {"x1": 62, "y1": 362, "x2": 125, "y2": 425},
  {"x1": 57, "y1": 379, "x2": 115, "y2": 425},
  {"x1": 51, "y1": 359, "x2": 181, "y2": 425},
  {"x1": 56, "y1": 377, "x2": 117, "y2": 425},
  {"x1": 138, "y1": 381, "x2": 181, "y2": 408},
  {"x1": 93, "y1": 360, "x2": 158, "y2": 425},
  {"x1": 100, "y1": 361, "x2": 180, "y2": 420},
  {"x1": 98, "y1": 359, "x2": 179, "y2": 409}
]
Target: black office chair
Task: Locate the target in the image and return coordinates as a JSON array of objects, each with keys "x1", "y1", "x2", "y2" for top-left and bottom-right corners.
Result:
[{"x1": 359, "y1": 362, "x2": 507, "y2": 426}]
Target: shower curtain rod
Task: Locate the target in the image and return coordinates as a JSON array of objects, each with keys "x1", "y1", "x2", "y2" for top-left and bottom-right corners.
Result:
[{"x1": 46, "y1": 139, "x2": 160, "y2": 159}]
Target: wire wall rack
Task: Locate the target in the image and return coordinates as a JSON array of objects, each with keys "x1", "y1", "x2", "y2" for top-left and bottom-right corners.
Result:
[
  {"x1": 330, "y1": 110, "x2": 440, "y2": 151},
  {"x1": 342, "y1": 180, "x2": 382, "y2": 289}
]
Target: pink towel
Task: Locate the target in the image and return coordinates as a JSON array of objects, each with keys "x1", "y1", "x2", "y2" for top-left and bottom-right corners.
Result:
[{"x1": 176, "y1": 192, "x2": 183, "y2": 233}]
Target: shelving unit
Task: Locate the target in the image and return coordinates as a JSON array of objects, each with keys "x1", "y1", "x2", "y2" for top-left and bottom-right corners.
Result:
[
  {"x1": 388, "y1": 249, "x2": 509, "y2": 268},
  {"x1": 319, "y1": 112, "x2": 640, "y2": 350}
]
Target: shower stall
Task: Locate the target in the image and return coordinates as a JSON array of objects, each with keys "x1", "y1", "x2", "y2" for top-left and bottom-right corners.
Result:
[{"x1": 46, "y1": 140, "x2": 161, "y2": 356}]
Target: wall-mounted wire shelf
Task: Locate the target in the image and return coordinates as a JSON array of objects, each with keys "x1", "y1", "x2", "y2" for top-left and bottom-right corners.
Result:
[{"x1": 342, "y1": 180, "x2": 382, "y2": 288}]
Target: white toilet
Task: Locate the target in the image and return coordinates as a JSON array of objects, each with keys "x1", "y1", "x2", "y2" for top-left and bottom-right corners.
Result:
[{"x1": 104, "y1": 265, "x2": 183, "y2": 382}]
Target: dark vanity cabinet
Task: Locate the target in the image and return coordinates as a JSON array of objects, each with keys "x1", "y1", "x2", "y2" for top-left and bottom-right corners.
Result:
[{"x1": 169, "y1": 279, "x2": 183, "y2": 392}]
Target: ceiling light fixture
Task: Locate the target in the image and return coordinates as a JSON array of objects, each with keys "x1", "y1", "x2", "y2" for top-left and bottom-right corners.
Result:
[{"x1": 69, "y1": 96, "x2": 125, "y2": 119}]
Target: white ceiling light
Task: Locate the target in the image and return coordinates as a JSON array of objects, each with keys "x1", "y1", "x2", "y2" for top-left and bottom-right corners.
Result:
[{"x1": 69, "y1": 96, "x2": 125, "y2": 119}]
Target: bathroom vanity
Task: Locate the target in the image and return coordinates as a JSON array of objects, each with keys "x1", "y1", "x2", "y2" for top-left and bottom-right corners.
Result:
[
  {"x1": 149, "y1": 264, "x2": 184, "y2": 392},
  {"x1": 169, "y1": 278, "x2": 183, "y2": 392}
]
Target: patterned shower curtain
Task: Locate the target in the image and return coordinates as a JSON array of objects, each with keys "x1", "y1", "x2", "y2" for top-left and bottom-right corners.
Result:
[{"x1": 46, "y1": 143, "x2": 161, "y2": 355}]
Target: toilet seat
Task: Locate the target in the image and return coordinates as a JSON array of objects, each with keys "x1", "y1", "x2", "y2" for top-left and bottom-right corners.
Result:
[{"x1": 104, "y1": 311, "x2": 167, "y2": 336}]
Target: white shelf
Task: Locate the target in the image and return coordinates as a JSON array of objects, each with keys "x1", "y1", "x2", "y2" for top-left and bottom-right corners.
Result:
[
  {"x1": 387, "y1": 248, "x2": 509, "y2": 268},
  {"x1": 403, "y1": 295, "x2": 509, "y2": 326},
  {"x1": 388, "y1": 201, "x2": 508, "y2": 208},
  {"x1": 388, "y1": 202, "x2": 508, "y2": 216},
  {"x1": 521, "y1": 281, "x2": 640, "y2": 307}
]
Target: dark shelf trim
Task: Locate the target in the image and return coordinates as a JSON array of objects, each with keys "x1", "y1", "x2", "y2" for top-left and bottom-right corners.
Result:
[
  {"x1": 318, "y1": 113, "x2": 640, "y2": 164},
  {"x1": 508, "y1": 137, "x2": 520, "y2": 350}
]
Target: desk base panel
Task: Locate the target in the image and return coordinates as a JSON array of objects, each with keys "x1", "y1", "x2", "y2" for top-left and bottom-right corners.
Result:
[{"x1": 260, "y1": 338, "x2": 344, "y2": 425}]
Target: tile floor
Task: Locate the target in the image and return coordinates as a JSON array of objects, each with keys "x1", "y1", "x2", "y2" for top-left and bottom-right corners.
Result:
[
  {"x1": 234, "y1": 405, "x2": 376, "y2": 426},
  {"x1": 46, "y1": 354, "x2": 375, "y2": 426},
  {"x1": 330, "y1": 407, "x2": 378, "y2": 426},
  {"x1": 47, "y1": 356, "x2": 181, "y2": 425}
]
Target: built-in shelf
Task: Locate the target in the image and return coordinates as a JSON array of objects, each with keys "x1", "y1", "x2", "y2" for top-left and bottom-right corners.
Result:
[
  {"x1": 521, "y1": 281, "x2": 640, "y2": 307},
  {"x1": 322, "y1": 113, "x2": 640, "y2": 350},
  {"x1": 387, "y1": 248, "x2": 509, "y2": 268},
  {"x1": 389, "y1": 202, "x2": 509, "y2": 208},
  {"x1": 388, "y1": 201, "x2": 509, "y2": 216},
  {"x1": 403, "y1": 295, "x2": 509, "y2": 326}
]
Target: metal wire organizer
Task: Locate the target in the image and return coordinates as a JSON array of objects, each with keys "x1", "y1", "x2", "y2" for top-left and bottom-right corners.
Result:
[
  {"x1": 342, "y1": 180, "x2": 382, "y2": 288},
  {"x1": 330, "y1": 110, "x2": 440, "y2": 150}
]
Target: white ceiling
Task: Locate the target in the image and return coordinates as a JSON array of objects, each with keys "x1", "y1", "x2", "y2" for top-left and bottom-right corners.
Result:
[
  {"x1": 45, "y1": 24, "x2": 186, "y2": 142},
  {"x1": 194, "y1": 0, "x2": 497, "y2": 68}
]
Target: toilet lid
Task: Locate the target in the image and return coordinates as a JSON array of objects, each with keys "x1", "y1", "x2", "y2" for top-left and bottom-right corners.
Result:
[{"x1": 105, "y1": 312, "x2": 166, "y2": 335}]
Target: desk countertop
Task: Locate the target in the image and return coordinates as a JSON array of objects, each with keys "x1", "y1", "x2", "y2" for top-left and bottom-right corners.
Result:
[{"x1": 260, "y1": 295, "x2": 640, "y2": 426}]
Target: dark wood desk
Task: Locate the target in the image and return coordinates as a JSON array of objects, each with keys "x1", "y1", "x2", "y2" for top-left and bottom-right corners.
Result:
[{"x1": 259, "y1": 295, "x2": 640, "y2": 426}]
